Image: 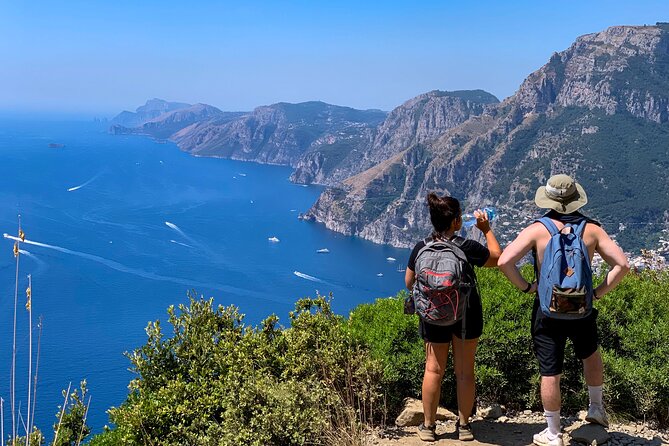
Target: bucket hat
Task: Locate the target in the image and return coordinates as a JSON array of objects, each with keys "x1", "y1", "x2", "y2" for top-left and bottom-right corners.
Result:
[{"x1": 534, "y1": 174, "x2": 588, "y2": 214}]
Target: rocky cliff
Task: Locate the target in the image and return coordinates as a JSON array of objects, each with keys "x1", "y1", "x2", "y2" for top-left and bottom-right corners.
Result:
[
  {"x1": 110, "y1": 98, "x2": 192, "y2": 128},
  {"x1": 110, "y1": 104, "x2": 244, "y2": 140},
  {"x1": 305, "y1": 25, "x2": 669, "y2": 251},
  {"x1": 112, "y1": 92, "x2": 498, "y2": 186},
  {"x1": 290, "y1": 90, "x2": 499, "y2": 185},
  {"x1": 172, "y1": 101, "x2": 386, "y2": 167}
]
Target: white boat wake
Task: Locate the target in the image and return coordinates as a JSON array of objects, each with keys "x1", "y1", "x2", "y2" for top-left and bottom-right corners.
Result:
[
  {"x1": 293, "y1": 271, "x2": 323, "y2": 283},
  {"x1": 165, "y1": 221, "x2": 218, "y2": 257},
  {"x1": 170, "y1": 239, "x2": 193, "y2": 248},
  {"x1": 4, "y1": 234, "x2": 280, "y2": 303},
  {"x1": 67, "y1": 173, "x2": 101, "y2": 192},
  {"x1": 18, "y1": 249, "x2": 46, "y2": 266},
  {"x1": 165, "y1": 221, "x2": 187, "y2": 237}
]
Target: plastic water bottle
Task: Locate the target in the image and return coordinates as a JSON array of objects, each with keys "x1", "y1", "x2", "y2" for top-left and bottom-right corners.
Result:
[{"x1": 462, "y1": 207, "x2": 497, "y2": 228}]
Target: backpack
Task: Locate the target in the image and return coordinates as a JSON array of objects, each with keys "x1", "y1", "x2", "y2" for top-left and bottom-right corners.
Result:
[
  {"x1": 409, "y1": 236, "x2": 474, "y2": 326},
  {"x1": 536, "y1": 217, "x2": 593, "y2": 319}
]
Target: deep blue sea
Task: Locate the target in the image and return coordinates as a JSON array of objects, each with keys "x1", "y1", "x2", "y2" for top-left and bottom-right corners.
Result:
[{"x1": 0, "y1": 120, "x2": 409, "y2": 438}]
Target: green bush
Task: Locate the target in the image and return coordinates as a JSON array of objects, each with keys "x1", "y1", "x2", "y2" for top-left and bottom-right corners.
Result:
[
  {"x1": 91, "y1": 269, "x2": 669, "y2": 444},
  {"x1": 91, "y1": 293, "x2": 383, "y2": 445},
  {"x1": 348, "y1": 268, "x2": 669, "y2": 426},
  {"x1": 597, "y1": 270, "x2": 669, "y2": 426},
  {"x1": 347, "y1": 290, "x2": 424, "y2": 414}
]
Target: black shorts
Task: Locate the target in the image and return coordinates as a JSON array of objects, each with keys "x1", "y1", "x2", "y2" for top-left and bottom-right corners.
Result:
[
  {"x1": 531, "y1": 298, "x2": 599, "y2": 376},
  {"x1": 419, "y1": 298, "x2": 483, "y2": 342}
]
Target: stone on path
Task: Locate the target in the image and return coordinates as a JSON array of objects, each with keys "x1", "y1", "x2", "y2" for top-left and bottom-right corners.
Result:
[
  {"x1": 478, "y1": 404, "x2": 503, "y2": 419},
  {"x1": 568, "y1": 423, "x2": 611, "y2": 445},
  {"x1": 395, "y1": 398, "x2": 457, "y2": 427}
]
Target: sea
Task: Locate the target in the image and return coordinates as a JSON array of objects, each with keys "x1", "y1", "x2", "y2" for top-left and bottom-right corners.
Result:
[{"x1": 0, "y1": 120, "x2": 410, "y2": 438}]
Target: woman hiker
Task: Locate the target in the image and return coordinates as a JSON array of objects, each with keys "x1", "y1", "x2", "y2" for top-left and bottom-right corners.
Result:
[{"x1": 405, "y1": 193, "x2": 502, "y2": 441}]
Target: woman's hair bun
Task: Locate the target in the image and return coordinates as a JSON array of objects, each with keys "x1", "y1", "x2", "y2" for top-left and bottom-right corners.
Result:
[{"x1": 426, "y1": 192, "x2": 461, "y2": 234}]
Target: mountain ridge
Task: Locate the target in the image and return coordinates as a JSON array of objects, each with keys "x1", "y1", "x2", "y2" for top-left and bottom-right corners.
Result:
[
  {"x1": 108, "y1": 24, "x2": 669, "y2": 251},
  {"x1": 304, "y1": 24, "x2": 669, "y2": 251}
]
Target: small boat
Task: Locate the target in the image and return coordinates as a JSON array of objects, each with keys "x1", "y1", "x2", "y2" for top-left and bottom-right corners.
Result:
[
  {"x1": 376, "y1": 273, "x2": 384, "y2": 277},
  {"x1": 239, "y1": 173, "x2": 247, "y2": 177},
  {"x1": 268, "y1": 236, "x2": 280, "y2": 243},
  {"x1": 316, "y1": 248, "x2": 330, "y2": 254},
  {"x1": 386, "y1": 257, "x2": 396, "y2": 262},
  {"x1": 397, "y1": 266, "x2": 406, "y2": 273}
]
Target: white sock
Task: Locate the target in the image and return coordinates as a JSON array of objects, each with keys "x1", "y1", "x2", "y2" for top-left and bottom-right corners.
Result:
[
  {"x1": 588, "y1": 385, "x2": 603, "y2": 407},
  {"x1": 544, "y1": 409, "x2": 561, "y2": 436}
]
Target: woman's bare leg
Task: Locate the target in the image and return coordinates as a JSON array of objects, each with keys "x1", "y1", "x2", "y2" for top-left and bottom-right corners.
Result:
[
  {"x1": 452, "y1": 336, "x2": 478, "y2": 425},
  {"x1": 422, "y1": 341, "x2": 450, "y2": 426}
]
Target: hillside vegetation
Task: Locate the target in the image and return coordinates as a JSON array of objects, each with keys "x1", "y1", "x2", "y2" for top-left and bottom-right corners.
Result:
[{"x1": 89, "y1": 270, "x2": 669, "y2": 445}]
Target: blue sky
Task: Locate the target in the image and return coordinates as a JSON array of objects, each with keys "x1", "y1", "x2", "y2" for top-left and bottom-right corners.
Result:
[{"x1": 1, "y1": 0, "x2": 667, "y2": 116}]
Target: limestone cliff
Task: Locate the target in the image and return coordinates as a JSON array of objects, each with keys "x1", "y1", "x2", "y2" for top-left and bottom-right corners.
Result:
[
  {"x1": 304, "y1": 25, "x2": 669, "y2": 251},
  {"x1": 172, "y1": 102, "x2": 386, "y2": 167},
  {"x1": 290, "y1": 90, "x2": 499, "y2": 185},
  {"x1": 110, "y1": 99, "x2": 191, "y2": 128}
]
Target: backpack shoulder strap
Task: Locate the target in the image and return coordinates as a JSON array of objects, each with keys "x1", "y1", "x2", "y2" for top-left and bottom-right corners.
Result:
[
  {"x1": 449, "y1": 235, "x2": 466, "y2": 247},
  {"x1": 444, "y1": 236, "x2": 468, "y2": 263},
  {"x1": 535, "y1": 217, "x2": 560, "y2": 236},
  {"x1": 572, "y1": 219, "x2": 587, "y2": 237}
]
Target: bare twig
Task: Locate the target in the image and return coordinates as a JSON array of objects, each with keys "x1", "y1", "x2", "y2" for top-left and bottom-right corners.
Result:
[
  {"x1": 11, "y1": 215, "x2": 23, "y2": 441},
  {"x1": 75, "y1": 396, "x2": 91, "y2": 446},
  {"x1": 30, "y1": 317, "x2": 42, "y2": 438},
  {"x1": 53, "y1": 382, "x2": 72, "y2": 445},
  {"x1": 25, "y1": 275, "x2": 32, "y2": 446},
  {"x1": 1, "y1": 397, "x2": 5, "y2": 446}
]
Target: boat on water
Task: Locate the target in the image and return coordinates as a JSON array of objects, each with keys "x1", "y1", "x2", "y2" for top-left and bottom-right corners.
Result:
[
  {"x1": 268, "y1": 236, "x2": 280, "y2": 243},
  {"x1": 316, "y1": 248, "x2": 330, "y2": 254},
  {"x1": 386, "y1": 257, "x2": 396, "y2": 262},
  {"x1": 397, "y1": 265, "x2": 406, "y2": 273},
  {"x1": 376, "y1": 273, "x2": 384, "y2": 277}
]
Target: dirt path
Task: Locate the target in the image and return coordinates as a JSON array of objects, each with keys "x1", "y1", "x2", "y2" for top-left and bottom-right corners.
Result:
[{"x1": 369, "y1": 416, "x2": 669, "y2": 446}]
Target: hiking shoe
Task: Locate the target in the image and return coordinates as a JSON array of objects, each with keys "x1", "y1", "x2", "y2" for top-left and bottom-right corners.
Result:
[
  {"x1": 532, "y1": 427, "x2": 564, "y2": 446},
  {"x1": 416, "y1": 423, "x2": 436, "y2": 442},
  {"x1": 458, "y1": 422, "x2": 474, "y2": 441},
  {"x1": 585, "y1": 404, "x2": 609, "y2": 427}
]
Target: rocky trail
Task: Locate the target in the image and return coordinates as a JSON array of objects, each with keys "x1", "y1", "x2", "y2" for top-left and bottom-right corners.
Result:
[{"x1": 367, "y1": 400, "x2": 669, "y2": 446}]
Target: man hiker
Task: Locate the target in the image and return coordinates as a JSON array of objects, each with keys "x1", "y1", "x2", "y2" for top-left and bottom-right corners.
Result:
[{"x1": 498, "y1": 174, "x2": 630, "y2": 446}]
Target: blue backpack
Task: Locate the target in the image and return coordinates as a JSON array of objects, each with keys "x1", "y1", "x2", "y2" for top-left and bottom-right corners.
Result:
[{"x1": 536, "y1": 217, "x2": 593, "y2": 319}]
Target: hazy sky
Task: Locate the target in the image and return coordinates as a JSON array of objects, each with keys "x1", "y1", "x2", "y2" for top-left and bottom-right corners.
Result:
[{"x1": 1, "y1": 0, "x2": 667, "y2": 116}]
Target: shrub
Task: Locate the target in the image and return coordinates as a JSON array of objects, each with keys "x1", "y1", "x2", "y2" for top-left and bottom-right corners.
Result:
[
  {"x1": 346, "y1": 290, "x2": 424, "y2": 415},
  {"x1": 597, "y1": 270, "x2": 669, "y2": 426},
  {"x1": 91, "y1": 269, "x2": 669, "y2": 444},
  {"x1": 349, "y1": 268, "x2": 669, "y2": 427},
  {"x1": 93, "y1": 292, "x2": 383, "y2": 445}
]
